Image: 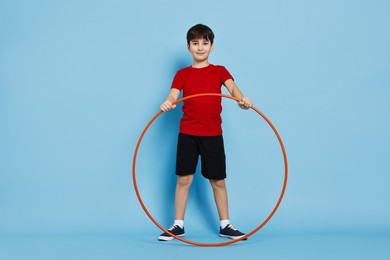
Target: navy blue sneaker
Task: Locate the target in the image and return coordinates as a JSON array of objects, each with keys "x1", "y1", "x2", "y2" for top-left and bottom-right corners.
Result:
[
  {"x1": 219, "y1": 224, "x2": 247, "y2": 240},
  {"x1": 158, "y1": 225, "x2": 185, "y2": 241}
]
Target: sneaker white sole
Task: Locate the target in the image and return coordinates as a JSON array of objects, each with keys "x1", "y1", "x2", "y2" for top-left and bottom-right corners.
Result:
[
  {"x1": 158, "y1": 233, "x2": 185, "y2": 241},
  {"x1": 219, "y1": 234, "x2": 246, "y2": 240}
]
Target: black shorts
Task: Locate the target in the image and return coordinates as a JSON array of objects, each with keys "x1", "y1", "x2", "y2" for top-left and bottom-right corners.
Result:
[{"x1": 176, "y1": 133, "x2": 226, "y2": 180}]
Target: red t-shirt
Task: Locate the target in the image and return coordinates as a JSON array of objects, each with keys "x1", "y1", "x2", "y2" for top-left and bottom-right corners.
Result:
[{"x1": 171, "y1": 64, "x2": 234, "y2": 136}]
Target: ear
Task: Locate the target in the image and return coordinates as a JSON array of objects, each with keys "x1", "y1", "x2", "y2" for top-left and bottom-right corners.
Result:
[{"x1": 187, "y1": 43, "x2": 190, "y2": 52}]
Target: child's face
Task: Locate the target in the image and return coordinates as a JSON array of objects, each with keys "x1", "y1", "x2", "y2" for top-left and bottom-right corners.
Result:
[{"x1": 187, "y1": 38, "x2": 213, "y2": 64}]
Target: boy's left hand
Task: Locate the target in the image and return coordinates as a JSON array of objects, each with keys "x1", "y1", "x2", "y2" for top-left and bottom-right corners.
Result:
[{"x1": 238, "y1": 97, "x2": 252, "y2": 109}]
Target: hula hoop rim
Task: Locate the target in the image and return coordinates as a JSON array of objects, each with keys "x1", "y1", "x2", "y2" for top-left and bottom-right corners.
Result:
[{"x1": 132, "y1": 93, "x2": 288, "y2": 247}]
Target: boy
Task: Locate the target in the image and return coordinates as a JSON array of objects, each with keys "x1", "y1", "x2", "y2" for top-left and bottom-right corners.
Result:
[{"x1": 158, "y1": 24, "x2": 252, "y2": 241}]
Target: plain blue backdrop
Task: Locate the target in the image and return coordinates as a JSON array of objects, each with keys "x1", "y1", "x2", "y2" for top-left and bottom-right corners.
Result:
[{"x1": 1, "y1": 0, "x2": 389, "y2": 259}]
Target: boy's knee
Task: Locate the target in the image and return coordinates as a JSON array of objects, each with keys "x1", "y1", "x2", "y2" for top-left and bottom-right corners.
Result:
[
  {"x1": 210, "y1": 179, "x2": 226, "y2": 189},
  {"x1": 177, "y1": 175, "x2": 193, "y2": 187}
]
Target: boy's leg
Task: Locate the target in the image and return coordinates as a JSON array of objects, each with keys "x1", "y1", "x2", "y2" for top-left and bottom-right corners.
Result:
[
  {"x1": 158, "y1": 174, "x2": 193, "y2": 241},
  {"x1": 175, "y1": 174, "x2": 194, "y2": 220},
  {"x1": 210, "y1": 179, "x2": 247, "y2": 240},
  {"x1": 158, "y1": 134, "x2": 198, "y2": 241},
  {"x1": 209, "y1": 179, "x2": 229, "y2": 220}
]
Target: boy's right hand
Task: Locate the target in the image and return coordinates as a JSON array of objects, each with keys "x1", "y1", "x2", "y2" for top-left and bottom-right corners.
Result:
[{"x1": 160, "y1": 100, "x2": 176, "y2": 112}]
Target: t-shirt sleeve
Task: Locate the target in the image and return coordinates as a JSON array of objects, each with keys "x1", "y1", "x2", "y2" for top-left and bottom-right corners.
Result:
[
  {"x1": 220, "y1": 66, "x2": 234, "y2": 84},
  {"x1": 170, "y1": 70, "x2": 183, "y2": 90}
]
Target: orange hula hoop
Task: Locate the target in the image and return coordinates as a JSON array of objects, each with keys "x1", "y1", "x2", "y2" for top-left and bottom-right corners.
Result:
[{"x1": 132, "y1": 93, "x2": 288, "y2": 247}]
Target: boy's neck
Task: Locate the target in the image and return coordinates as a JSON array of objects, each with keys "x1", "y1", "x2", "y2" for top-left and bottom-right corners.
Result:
[{"x1": 191, "y1": 60, "x2": 210, "y2": 68}]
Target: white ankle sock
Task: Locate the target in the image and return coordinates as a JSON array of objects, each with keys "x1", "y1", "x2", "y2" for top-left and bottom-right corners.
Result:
[
  {"x1": 220, "y1": 219, "x2": 230, "y2": 229},
  {"x1": 174, "y1": 220, "x2": 184, "y2": 229}
]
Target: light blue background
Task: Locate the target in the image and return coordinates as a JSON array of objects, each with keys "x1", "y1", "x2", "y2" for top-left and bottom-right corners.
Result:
[{"x1": 1, "y1": 0, "x2": 389, "y2": 259}]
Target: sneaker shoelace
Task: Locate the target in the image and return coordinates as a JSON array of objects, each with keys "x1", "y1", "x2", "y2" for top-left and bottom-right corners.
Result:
[
  {"x1": 226, "y1": 224, "x2": 238, "y2": 231},
  {"x1": 168, "y1": 225, "x2": 180, "y2": 231}
]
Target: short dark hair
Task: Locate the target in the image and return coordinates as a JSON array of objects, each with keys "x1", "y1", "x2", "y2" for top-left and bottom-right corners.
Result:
[{"x1": 186, "y1": 24, "x2": 214, "y2": 45}]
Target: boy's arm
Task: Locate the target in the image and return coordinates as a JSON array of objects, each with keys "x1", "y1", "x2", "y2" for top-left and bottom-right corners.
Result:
[
  {"x1": 223, "y1": 79, "x2": 252, "y2": 109},
  {"x1": 160, "y1": 88, "x2": 181, "y2": 112}
]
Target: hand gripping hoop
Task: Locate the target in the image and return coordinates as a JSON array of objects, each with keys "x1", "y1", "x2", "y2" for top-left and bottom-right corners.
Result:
[{"x1": 132, "y1": 93, "x2": 288, "y2": 247}]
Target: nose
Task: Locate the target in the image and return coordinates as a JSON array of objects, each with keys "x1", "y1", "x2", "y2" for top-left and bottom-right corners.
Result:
[{"x1": 198, "y1": 44, "x2": 203, "y2": 51}]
